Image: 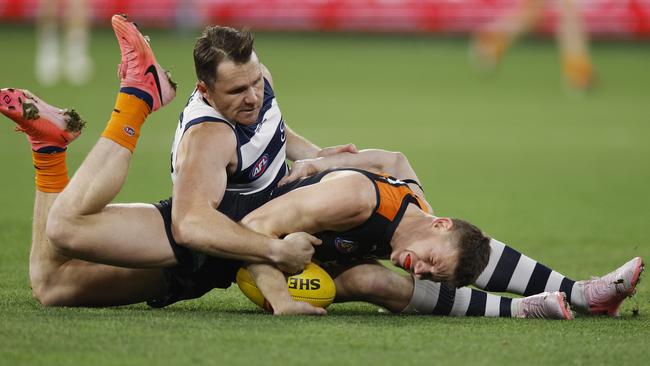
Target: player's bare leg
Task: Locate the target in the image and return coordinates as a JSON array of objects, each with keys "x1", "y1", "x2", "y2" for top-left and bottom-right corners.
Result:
[
  {"x1": 35, "y1": 0, "x2": 61, "y2": 85},
  {"x1": 63, "y1": 0, "x2": 93, "y2": 85},
  {"x1": 31, "y1": 192, "x2": 166, "y2": 306},
  {"x1": 47, "y1": 14, "x2": 178, "y2": 268},
  {"x1": 557, "y1": 0, "x2": 594, "y2": 90},
  {"x1": 471, "y1": 0, "x2": 543, "y2": 70},
  {"x1": 1, "y1": 88, "x2": 167, "y2": 306},
  {"x1": 332, "y1": 262, "x2": 413, "y2": 312}
]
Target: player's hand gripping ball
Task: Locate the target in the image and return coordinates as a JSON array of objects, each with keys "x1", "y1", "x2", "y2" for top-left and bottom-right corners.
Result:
[{"x1": 236, "y1": 262, "x2": 336, "y2": 311}]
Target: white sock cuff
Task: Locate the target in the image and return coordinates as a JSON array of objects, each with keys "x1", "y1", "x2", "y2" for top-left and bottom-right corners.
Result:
[{"x1": 401, "y1": 278, "x2": 440, "y2": 314}]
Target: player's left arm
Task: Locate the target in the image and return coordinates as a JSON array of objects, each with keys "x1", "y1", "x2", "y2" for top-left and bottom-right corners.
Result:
[
  {"x1": 260, "y1": 63, "x2": 357, "y2": 161},
  {"x1": 240, "y1": 171, "x2": 375, "y2": 314},
  {"x1": 246, "y1": 262, "x2": 326, "y2": 315},
  {"x1": 243, "y1": 171, "x2": 374, "y2": 237}
]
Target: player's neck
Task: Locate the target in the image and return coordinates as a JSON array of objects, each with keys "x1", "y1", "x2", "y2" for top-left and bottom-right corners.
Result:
[{"x1": 391, "y1": 205, "x2": 433, "y2": 249}]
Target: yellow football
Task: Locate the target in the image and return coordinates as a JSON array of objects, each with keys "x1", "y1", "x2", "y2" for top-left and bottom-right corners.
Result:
[{"x1": 236, "y1": 262, "x2": 336, "y2": 311}]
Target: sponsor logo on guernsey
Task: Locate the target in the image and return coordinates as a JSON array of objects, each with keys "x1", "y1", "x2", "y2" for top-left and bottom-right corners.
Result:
[
  {"x1": 335, "y1": 238, "x2": 358, "y2": 254},
  {"x1": 249, "y1": 154, "x2": 270, "y2": 179},
  {"x1": 124, "y1": 126, "x2": 136, "y2": 136}
]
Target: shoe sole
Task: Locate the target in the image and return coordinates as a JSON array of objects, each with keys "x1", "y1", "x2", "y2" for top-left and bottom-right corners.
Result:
[
  {"x1": 557, "y1": 292, "x2": 574, "y2": 320},
  {"x1": 630, "y1": 257, "x2": 644, "y2": 293},
  {"x1": 2, "y1": 89, "x2": 85, "y2": 133}
]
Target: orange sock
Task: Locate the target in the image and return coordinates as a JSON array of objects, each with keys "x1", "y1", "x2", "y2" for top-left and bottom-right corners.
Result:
[
  {"x1": 101, "y1": 92, "x2": 151, "y2": 152},
  {"x1": 32, "y1": 151, "x2": 69, "y2": 193},
  {"x1": 563, "y1": 54, "x2": 594, "y2": 90}
]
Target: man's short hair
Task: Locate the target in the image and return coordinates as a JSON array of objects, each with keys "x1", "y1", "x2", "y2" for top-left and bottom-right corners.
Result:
[
  {"x1": 449, "y1": 218, "x2": 491, "y2": 288},
  {"x1": 193, "y1": 26, "x2": 255, "y2": 90}
]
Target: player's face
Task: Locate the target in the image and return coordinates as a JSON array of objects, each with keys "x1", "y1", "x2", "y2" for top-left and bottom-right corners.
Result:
[
  {"x1": 200, "y1": 52, "x2": 265, "y2": 125},
  {"x1": 390, "y1": 218, "x2": 459, "y2": 283}
]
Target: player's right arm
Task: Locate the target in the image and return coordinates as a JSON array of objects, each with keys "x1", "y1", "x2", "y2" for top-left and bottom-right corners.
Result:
[{"x1": 171, "y1": 122, "x2": 317, "y2": 273}]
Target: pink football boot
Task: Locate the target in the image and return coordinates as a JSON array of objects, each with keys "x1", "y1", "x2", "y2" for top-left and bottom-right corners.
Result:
[
  {"x1": 1, "y1": 88, "x2": 84, "y2": 151},
  {"x1": 111, "y1": 14, "x2": 176, "y2": 111},
  {"x1": 515, "y1": 291, "x2": 574, "y2": 320},
  {"x1": 578, "y1": 257, "x2": 644, "y2": 316}
]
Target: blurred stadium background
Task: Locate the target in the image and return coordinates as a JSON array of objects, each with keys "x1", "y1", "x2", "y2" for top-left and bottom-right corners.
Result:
[
  {"x1": 1, "y1": 1, "x2": 649, "y2": 365},
  {"x1": 2, "y1": 0, "x2": 650, "y2": 37}
]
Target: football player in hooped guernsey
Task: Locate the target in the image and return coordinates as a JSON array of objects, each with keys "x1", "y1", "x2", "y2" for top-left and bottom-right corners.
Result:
[{"x1": 171, "y1": 58, "x2": 288, "y2": 194}]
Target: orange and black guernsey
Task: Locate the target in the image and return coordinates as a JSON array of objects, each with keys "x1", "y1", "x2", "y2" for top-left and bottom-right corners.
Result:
[{"x1": 274, "y1": 168, "x2": 427, "y2": 269}]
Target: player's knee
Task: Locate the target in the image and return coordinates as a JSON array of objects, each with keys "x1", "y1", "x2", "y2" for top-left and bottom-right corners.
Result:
[
  {"x1": 30, "y1": 274, "x2": 66, "y2": 307},
  {"x1": 45, "y1": 211, "x2": 79, "y2": 256},
  {"x1": 336, "y1": 265, "x2": 412, "y2": 313},
  {"x1": 338, "y1": 268, "x2": 387, "y2": 298},
  {"x1": 31, "y1": 284, "x2": 59, "y2": 306},
  {"x1": 31, "y1": 271, "x2": 87, "y2": 307},
  {"x1": 33, "y1": 288, "x2": 77, "y2": 307}
]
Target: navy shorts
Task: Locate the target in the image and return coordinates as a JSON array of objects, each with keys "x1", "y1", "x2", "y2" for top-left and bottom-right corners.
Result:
[
  {"x1": 147, "y1": 172, "x2": 335, "y2": 308},
  {"x1": 148, "y1": 188, "x2": 274, "y2": 308}
]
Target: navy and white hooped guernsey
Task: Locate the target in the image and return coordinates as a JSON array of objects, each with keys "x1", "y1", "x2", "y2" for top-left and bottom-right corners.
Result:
[{"x1": 170, "y1": 78, "x2": 287, "y2": 195}]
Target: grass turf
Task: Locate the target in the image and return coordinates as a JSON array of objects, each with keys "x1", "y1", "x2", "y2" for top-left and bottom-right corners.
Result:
[{"x1": 1, "y1": 25, "x2": 649, "y2": 365}]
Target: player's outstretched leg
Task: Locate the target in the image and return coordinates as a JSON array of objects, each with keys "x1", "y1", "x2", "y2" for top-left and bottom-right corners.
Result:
[
  {"x1": 333, "y1": 263, "x2": 572, "y2": 320},
  {"x1": 2, "y1": 89, "x2": 165, "y2": 306},
  {"x1": 46, "y1": 14, "x2": 178, "y2": 268},
  {"x1": 374, "y1": 236, "x2": 641, "y2": 318},
  {"x1": 470, "y1": 0, "x2": 543, "y2": 71},
  {"x1": 557, "y1": 0, "x2": 595, "y2": 90},
  {"x1": 404, "y1": 278, "x2": 572, "y2": 319},
  {"x1": 473, "y1": 239, "x2": 643, "y2": 316}
]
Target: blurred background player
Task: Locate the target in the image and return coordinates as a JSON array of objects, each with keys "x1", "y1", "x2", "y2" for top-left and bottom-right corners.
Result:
[
  {"x1": 36, "y1": 0, "x2": 94, "y2": 86},
  {"x1": 472, "y1": 0, "x2": 594, "y2": 90}
]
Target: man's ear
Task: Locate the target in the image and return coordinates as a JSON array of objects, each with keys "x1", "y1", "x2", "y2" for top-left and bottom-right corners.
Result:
[
  {"x1": 196, "y1": 81, "x2": 209, "y2": 98},
  {"x1": 432, "y1": 217, "x2": 453, "y2": 231}
]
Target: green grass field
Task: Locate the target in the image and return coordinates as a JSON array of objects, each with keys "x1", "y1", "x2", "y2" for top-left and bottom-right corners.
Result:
[{"x1": 1, "y1": 24, "x2": 649, "y2": 365}]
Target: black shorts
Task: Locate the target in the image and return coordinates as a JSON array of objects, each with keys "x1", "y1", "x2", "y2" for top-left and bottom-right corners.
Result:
[
  {"x1": 147, "y1": 172, "x2": 340, "y2": 308},
  {"x1": 147, "y1": 188, "x2": 277, "y2": 308}
]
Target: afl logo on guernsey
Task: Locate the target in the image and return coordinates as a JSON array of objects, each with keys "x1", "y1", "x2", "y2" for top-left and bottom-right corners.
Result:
[
  {"x1": 335, "y1": 237, "x2": 358, "y2": 254},
  {"x1": 249, "y1": 154, "x2": 270, "y2": 179},
  {"x1": 124, "y1": 126, "x2": 136, "y2": 137}
]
